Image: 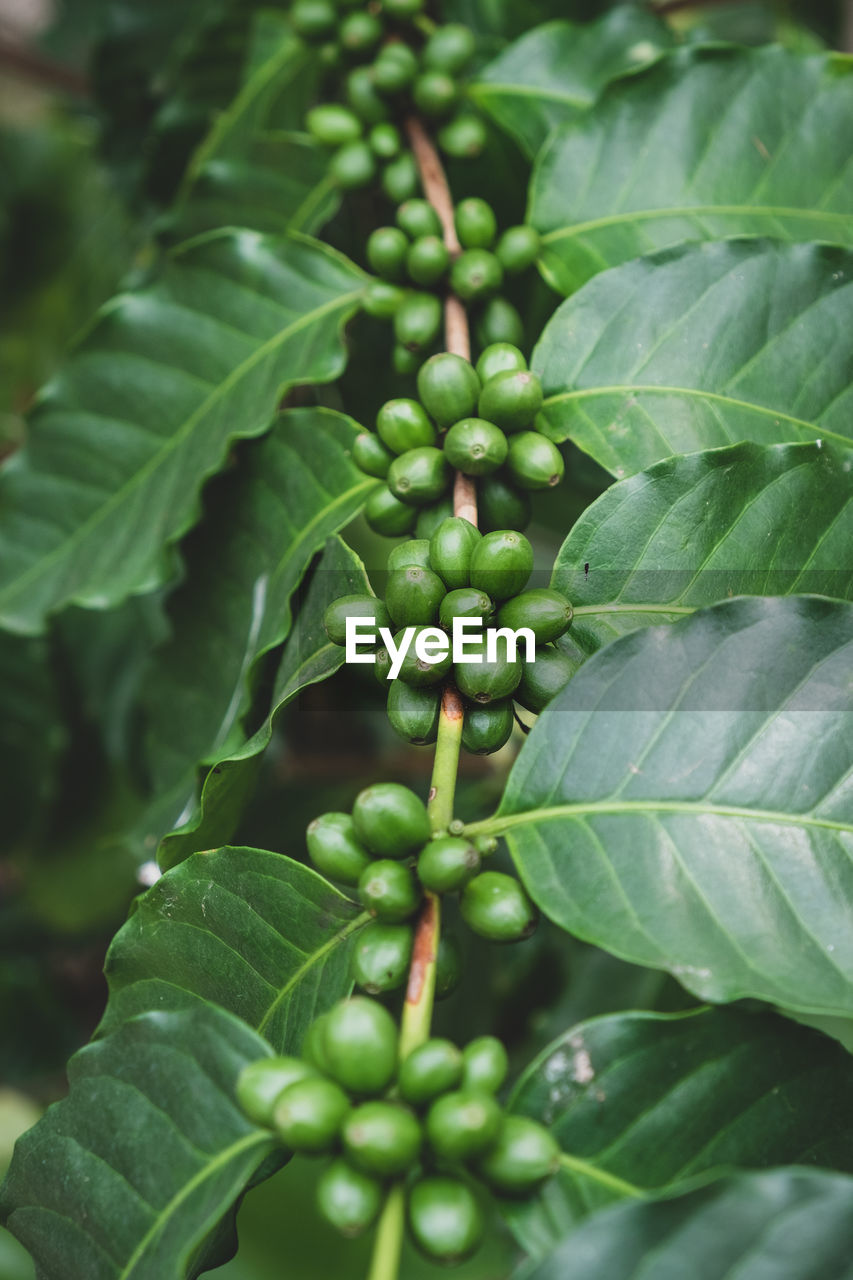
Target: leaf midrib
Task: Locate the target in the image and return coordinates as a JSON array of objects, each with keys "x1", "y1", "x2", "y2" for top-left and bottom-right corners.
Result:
[
  {"x1": 257, "y1": 909, "x2": 369, "y2": 1035},
  {"x1": 0, "y1": 286, "x2": 362, "y2": 609},
  {"x1": 540, "y1": 205, "x2": 853, "y2": 244},
  {"x1": 466, "y1": 800, "x2": 853, "y2": 838}
]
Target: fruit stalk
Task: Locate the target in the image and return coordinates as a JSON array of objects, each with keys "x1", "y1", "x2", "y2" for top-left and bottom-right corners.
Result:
[{"x1": 366, "y1": 1183, "x2": 406, "y2": 1280}]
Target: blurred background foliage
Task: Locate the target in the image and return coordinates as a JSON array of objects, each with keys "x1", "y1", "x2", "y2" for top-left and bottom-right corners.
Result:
[{"x1": 0, "y1": 0, "x2": 849, "y2": 1276}]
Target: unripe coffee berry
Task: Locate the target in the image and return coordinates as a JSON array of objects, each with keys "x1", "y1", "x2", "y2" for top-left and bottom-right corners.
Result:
[
  {"x1": 477, "y1": 1116, "x2": 560, "y2": 1193},
  {"x1": 516, "y1": 644, "x2": 575, "y2": 713},
  {"x1": 396, "y1": 198, "x2": 442, "y2": 240},
  {"x1": 367, "y1": 226, "x2": 408, "y2": 280},
  {"x1": 365, "y1": 485, "x2": 418, "y2": 536},
  {"x1": 455, "y1": 633, "x2": 523, "y2": 704},
  {"x1": 436, "y1": 931, "x2": 463, "y2": 999},
  {"x1": 322, "y1": 996, "x2": 399, "y2": 1095},
  {"x1": 506, "y1": 431, "x2": 565, "y2": 489},
  {"x1": 455, "y1": 197, "x2": 497, "y2": 249},
  {"x1": 417, "y1": 836, "x2": 480, "y2": 893},
  {"x1": 339, "y1": 11, "x2": 382, "y2": 55},
  {"x1": 330, "y1": 141, "x2": 377, "y2": 190},
  {"x1": 385, "y1": 564, "x2": 447, "y2": 626},
  {"x1": 460, "y1": 871, "x2": 538, "y2": 942},
  {"x1": 369, "y1": 122, "x2": 401, "y2": 158},
  {"x1": 439, "y1": 587, "x2": 493, "y2": 628},
  {"x1": 306, "y1": 104, "x2": 362, "y2": 147},
  {"x1": 408, "y1": 1177, "x2": 484, "y2": 1264},
  {"x1": 387, "y1": 538, "x2": 432, "y2": 571},
  {"x1": 324, "y1": 595, "x2": 391, "y2": 646},
  {"x1": 398, "y1": 1038, "x2": 464, "y2": 1107},
  {"x1": 415, "y1": 498, "x2": 454, "y2": 541},
  {"x1": 237, "y1": 1056, "x2": 316, "y2": 1127},
  {"x1": 377, "y1": 398, "x2": 436, "y2": 453},
  {"x1": 451, "y1": 249, "x2": 503, "y2": 302},
  {"x1": 475, "y1": 296, "x2": 524, "y2": 348},
  {"x1": 353, "y1": 432, "x2": 394, "y2": 479},
  {"x1": 272, "y1": 1077, "x2": 350, "y2": 1153},
  {"x1": 382, "y1": 151, "x2": 419, "y2": 202},
  {"x1": 469, "y1": 529, "x2": 533, "y2": 600},
  {"x1": 387, "y1": 446, "x2": 450, "y2": 507},
  {"x1": 362, "y1": 281, "x2": 405, "y2": 318},
  {"x1": 352, "y1": 781, "x2": 431, "y2": 856},
  {"x1": 478, "y1": 370, "x2": 543, "y2": 433},
  {"x1": 346, "y1": 67, "x2": 389, "y2": 124},
  {"x1": 478, "y1": 474, "x2": 531, "y2": 534},
  {"x1": 428, "y1": 515, "x2": 482, "y2": 589},
  {"x1": 498, "y1": 588, "x2": 573, "y2": 644},
  {"x1": 343, "y1": 1101, "x2": 422, "y2": 1176},
  {"x1": 496, "y1": 224, "x2": 541, "y2": 273},
  {"x1": 291, "y1": 0, "x2": 336, "y2": 40},
  {"x1": 306, "y1": 812, "x2": 372, "y2": 884},
  {"x1": 352, "y1": 921, "x2": 414, "y2": 993},
  {"x1": 387, "y1": 680, "x2": 441, "y2": 745},
  {"x1": 417, "y1": 352, "x2": 481, "y2": 427},
  {"x1": 393, "y1": 291, "x2": 442, "y2": 352},
  {"x1": 316, "y1": 1159, "x2": 383, "y2": 1237},
  {"x1": 413, "y1": 71, "x2": 458, "y2": 118},
  {"x1": 476, "y1": 342, "x2": 527, "y2": 383},
  {"x1": 437, "y1": 113, "x2": 487, "y2": 158},
  {"x1": 372, "y1": 44, "x2": 418, "y2": 94},
  {"x1": 444, "y1": 418, "x2": 508, "y2": 476},
  {"x1": 462, "y1": 1036, "x2": 508, "y2": 1093},
  {"x1": 425, "y1": 1089, "x2": 503, "y2": 1160},
  {"x1": 392, "y1": 625, "x2": 453, "y2": 686},
  {"x1": 461, "y1": 700, "x2": 514, "y2": 754},
  {"x1": 406, "y1": 235, "x2": 450, "y2": 286},
  {"x1": 423, "y1": 23, "x2": 476, "y2": 74}
]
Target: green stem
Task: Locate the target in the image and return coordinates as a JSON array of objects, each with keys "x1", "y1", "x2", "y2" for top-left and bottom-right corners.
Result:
[
  {"x1": 366, "y1": 1184, "x2": 406, "y2": 1280},
  {"x1": 427, "y1": 686, "x2": 465, "y2": 835},
  {"x1": 558, "y1": 1153, "x2": 645, "y2": 1199}
]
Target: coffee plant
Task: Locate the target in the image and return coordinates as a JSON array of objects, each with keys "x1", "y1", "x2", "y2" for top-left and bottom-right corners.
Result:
[{"x1": 1, "y1": 0, "x2": 852, "y2": 1277}]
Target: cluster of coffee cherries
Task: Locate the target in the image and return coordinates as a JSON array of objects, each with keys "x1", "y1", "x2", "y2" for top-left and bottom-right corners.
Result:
[
  {"x1": 236, "y1": 996, "x2": 560, "y2": 1262},
  {"x1": 303, "y1": 4, "x2": 486, "y2": 192},
  {"x1": 307, "y1": 782, "x2": 539, "y2": 947},
  {"x1": 363, "y1": 202, "x2": 540, "y2": 374},
  {"x1": 353, "y1": 346, "x2": 562, "y2": 537}
]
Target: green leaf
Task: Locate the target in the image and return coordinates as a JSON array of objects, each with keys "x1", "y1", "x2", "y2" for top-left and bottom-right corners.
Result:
[
  {"x1": 531, "y1": 46, "x2": 853, "y2": 295},
  {"x1": 476, "y1": 596, "x2": 853, "y2": 1016},
  {"x1": 507, "y1": 1007, "x2": 853, "y2": 1256},
  {"x1": 142, "y1": 410, "x2": 372, "y2": 804},
  {"x1": 0, "y1": 230, "x2": 365, "y2": 636},
  {"x1": 470, "y1": 10, "x2": 671, "y2": 158},
  {"x1": 519, "y1": 1168, "x2": 853, "y2": 1280},
  {"x1": 0, "y1": 632, "x2": 65, "y2": 845},
  {"x1": 534, "y1": 239, "x2": 853, "y2": 477},
  {"x1": 0, "y1": 1006, "x2": 276, "y2": 1280},
  {"x1": 553, "y1": 440, "x2": 853, "y2": 659},
  {"x1": 99, "y1": 847, "x2": 367, "y2": 1049},
  {"x1": 159, "y1": 534, "x2": 373, "y2": 869},
  {"x1": 170, "y1": 16, "x2": 336, "y2": 240}
]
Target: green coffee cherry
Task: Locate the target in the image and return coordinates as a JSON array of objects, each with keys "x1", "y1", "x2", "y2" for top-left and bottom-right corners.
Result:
[
  {"x1": 496, "y1": 224, "x2": 541, "y2": 274},
  {"x1": 372, "y1": 43, "x2": 418, "y2": 94},
  {"x1": 460, "y1": 871, "x2": 538, "y2": 942},
  {"x1": 497, "y1": 588, "x2": 572, "y2": 644},
  {"x1": 393, "y1": 626, "x2": 453, "y2": 686},
  {"x1": 396, "y1": 198, "x2": 442, "y2": 240},
  {"x1": 423, "y1": 23, "x2": 477, "y2": 74},
  {"x1": 417, "y1": 836, "x2": 480, "y2": 893},
  {"x1": 236, "y1": 1056, "x2": 316, "y2": 1127},
  {"x1": 318, "y1": 41, "x2": 341, "y2": 70},
  {"x1": 406, "y1": 235, "x2": 450, "y2": 286},
  {"x1": 516, "y1": 645, "x2": 575, "y2": 713},
  {"x1": 352, "y1": 921, "x2": 414, "y2": 994},
  {"x1": 367, "y1": 226, "x2": 409, "y2": 280},
  {"x1": 436, "y1": 931, "x2": 463, "y2": 999},
  {"x1": 324, "y1": 594, "x2": 390, "y2": 646},
  {"x1": 398, "y1": 1039, "x2": 464, "y2": 1107},
  {"x1": 444, "y1": 418, "x2": 508, "y2": 476},
  {"x1": 306, "y1": 104, "x2": 362, "y2": 147},
  {"x1": 437, "y1": 113, "x2": 487, "y2": 158},
  {"x1": 291, "y1": 0, "x2": 337, "y2": 40},
  {"x1": 426, "y1": 1089, "x2": 502, "y2": 1160},
  {"x1": 272, "y1": 1077, "x2": 350, "y2": 1153},
  {"x1": 469, "y1": 530, "x2": 533, "y2": 600},
  {"x1": 369, "y1": 122, "x2": 401, "y2": 159},
  {"x1": 461, "y1": 700, "x2": 514, "y2": 754},
  {"x1": 478, "y1": 370, "x2": 543, "y2": 433},
  {"x1": 322, "y1": 996, "x2": 399, "y2": 1095},
  {"x1": 394, "y1": 291, "x2": 442, "y2": 352},
  {"x1": 374, "y1": 646, "x2": 392, "y2": 684},
  {"x1": 353, "y1": 432, "x2": 394, "y2": 479},
  {"x1": 417, "y1": 352, "x2": 481, "y2": 427},
  {"x1": 362, "y1": 281, "x2": 406, "y2": 318},
  {"x1": 306, "y1": 812, "x2": 373, "y2": 885},
  {"x1": 455, "y1": 633, "x2": 523, "y2": 703},
  {"x1": 477, "y1": 1116, "x2": 560, "y2": 1194},
  {"x1": 451, "y1": 249, "x2": 503, "y2": 302},
  {"x1": 302, "y1": 1012, "x2": 332, "y2": 1074},
  {"x1": 455, "y1": 198, "x2": 497, "y2": 249},
  {"x1": 478, "y1": 474, "x2": 531, "y2": 534},
  {"x1": 474, "y1": 834, "x2": 498, "y2": 858},
  {"x1": 387, "y1": 680, "x2": 441, "y2": 745},
  {"x1": 506, "y1": 431, "x2": 565, "y2": 489},
  {"x1": 387, "y1": 538, "x2": 432, "y2": 571},
  {"x1": 428, "y1": 515, "x2": 482, "y2": 589},
  {"x1": 383, "y1": 0, "x2": 424, "y2": 16},
  {"x1": 317, "y1": 1159, "x2": 383, "y2": 1237},
  {"x1": 476, "y1": 342, "x2": 527, "y2": 383},
  {"x1": 475, "y1": 296, "x2": 524, "y2": 348},
  {"x1": 365, "y1": 485, "x2": 418, "y2": 536},
  {"x1": 330, "y1": 141, "x2": 377, "y2": 190},
  {"x1": 382, "y1": 151, "x2": 419, "y2": 202},
  {"x1": 377, "y1": 399, "x2": 436, "y2": 453},
  {"x1": 415, "y1": 498, "x2": 454, "y2": 540},
  {"x1": 439, "y1": 586, "x2": 493, "y2": 628},
  {"x1": 388, "y1": 447, "x2": 450, "y2": 507},
  {"x1": 339, "y1": 11, "x2": 383, "y2": 56},
  {"x1": 385, "y1": 565, "x2": 447, "y2": 626},
  {"x1": 413, "y1": 71, "x2": 458, "y2": 118},
  {"x1": 353, "y1": 782, "x2": 431, "y2": 857},
  {"x1": 408, "y1": 1177, "x2": 484, "y2": 1264},
  {"x1": 392, "y1": 344, "x2": 423, "y2": 376},
  {"x1": 462, "y1": 1037, "x2": 508, "y2": 1093},
  {"x1": 358, "y1": 855, "x2": 421, "y2": 925},
  {"x1": 346, "y1": 67, "x2": 389, "y2": 124},
  {"x1": 343, "y1": 1101, "x2": 422, "y2": 1176}
]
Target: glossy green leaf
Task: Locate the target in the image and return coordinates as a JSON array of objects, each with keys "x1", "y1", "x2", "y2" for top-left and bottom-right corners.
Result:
[
  {"x1": 531, "y1": 46, "x2": 853, "y2": 295},
  {"x1": 0, "y1": 230, "x2": 365, "y2": 636},
  {"x1": 519, "y1": 1168, "x2": 853, "y2": 1280},
  {"x1": 534, "y1": 240, "x2": 853, "y2": 477},
  {"x1": 471, "y1": 10, "x2": 671, "y2": 158},
  {"x1": 99, "y1": 847, "x2": 367, "y2": 1049},
  {"x1": 508, "y1": 1007, "x2": 853, "y2": 1256},
  {"x1": 553, "y1": 440, "x2": 853, "y2": 658},
  {"x1": 159, "y1": 535, "x2": 373, "y2": 869},
  {"x1": 170, "y1": 17, "x2": 336, "y2": 240},
  {"x1": 475, "y1": 596, "x2": 853, "y2": 1016},
  {"x1": 0, "y1": 1006, "x2": 276, "y2": 1280},
  {"x1": 142, "y1": 410, "x2": 372, "y2": 806}
]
